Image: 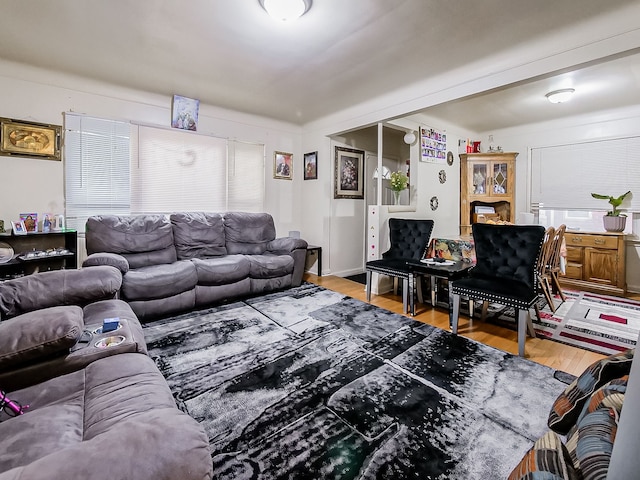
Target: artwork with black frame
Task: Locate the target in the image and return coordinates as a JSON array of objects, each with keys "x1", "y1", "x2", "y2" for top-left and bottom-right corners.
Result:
[
  {"x1": 334, "y1": 146, "x2": 364, "y2": 199},
  {"x1": 303, "y1": 151, "x2": 318, "y2": 180}
]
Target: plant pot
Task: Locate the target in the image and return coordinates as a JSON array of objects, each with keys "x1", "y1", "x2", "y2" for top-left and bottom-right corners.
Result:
[{"x1": 603, "y1": 215, "x2": 627, "y2": 232}]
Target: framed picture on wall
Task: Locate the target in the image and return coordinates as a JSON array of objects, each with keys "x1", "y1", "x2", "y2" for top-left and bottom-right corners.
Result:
[
  {"x1": 0, "y1": 117, "x2": 62, "y2": 160},
  {"x1": 273, "y1": 151, "x2": 293, "y2": 180},
  {"x1": 303, "y1": 151, "x2": 317, "y2": 180},
  {"x1": 171, "y1": 94, "x2": 199, "y2": 131},
  {"x1": 334, "y1": 146, "x2": 364, "y2": 199}
]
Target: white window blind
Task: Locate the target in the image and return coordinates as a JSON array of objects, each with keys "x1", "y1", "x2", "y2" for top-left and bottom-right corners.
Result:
[
  {"x1": 531, "y1": 136, "x2": 640, "y2": 212},
  {"x1": 131, "y1": 125, "x2": 227, "y2": 213},
  {"x1": 228, "y1": 140, "x2": 265, "y2": 212},
  {"x1": 64, "y1": 114, "x2": 131, "y2": 232},
  {"x1": 65, "y1": 115, "x2": 266, "y2": 230}
]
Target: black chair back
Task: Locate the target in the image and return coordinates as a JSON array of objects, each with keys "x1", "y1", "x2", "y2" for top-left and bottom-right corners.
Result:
[
  {"x1": 383, "y1": 218, "x2": 434, "y2": 260},
  {"x1": 471, "y1": 223, "x2": 545, "y2": 292}
]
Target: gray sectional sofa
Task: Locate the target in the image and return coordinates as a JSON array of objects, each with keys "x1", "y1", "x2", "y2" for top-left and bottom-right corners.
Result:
[
  {"x1": 83, "y1": 211, "x2": 308, "y2": 320},
  {"x1": 0, "y1": 267, "x2": 212, "y2": 480}
]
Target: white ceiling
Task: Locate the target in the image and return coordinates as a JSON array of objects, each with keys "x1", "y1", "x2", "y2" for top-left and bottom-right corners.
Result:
[{"x1": 0, "y1": 0, "x2": 639, "y2": 130}]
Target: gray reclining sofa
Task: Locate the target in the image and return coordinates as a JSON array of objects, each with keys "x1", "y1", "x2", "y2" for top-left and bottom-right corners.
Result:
[
  {"x1": 84, "y1": 211, "x2": 308, "y2": 320},
  {"x1": 0, "y1": 268, "x2": 212, "y2": 480}
]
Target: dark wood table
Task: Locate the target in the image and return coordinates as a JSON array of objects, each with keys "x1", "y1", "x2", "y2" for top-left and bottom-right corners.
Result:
[{"x1": 406, "y1": 259, "x2": 474, "y2": 317}]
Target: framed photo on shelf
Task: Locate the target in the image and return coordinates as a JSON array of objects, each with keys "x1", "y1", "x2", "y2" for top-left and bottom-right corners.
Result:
[
  {"x1": 0, "y1": 117, "x2": 62, "y2": 161},
  {"x1": 303, "y1": 151, "x2": 318, "y2": 180},
  {"x1": 334, "y1": 146, "x2": 364, "y2": 199},
  {"x1": 20, "y1": 213, "x2": 38, "y2": 232},
  {"x1": 273, "y1": 151, "x2": 293, "y2": 180},
  {"x1": 12, "y1": 220, "x2": 27, "y2": 235}
]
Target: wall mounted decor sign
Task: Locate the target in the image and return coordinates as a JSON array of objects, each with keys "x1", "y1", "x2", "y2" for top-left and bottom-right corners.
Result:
[
  {"x1": 273, "y1": 151, "x2": 293, "y2": 180},
  {"x1": 171, "y1": 95, "x2": 199, "y2": 131},
  {"x1": 420, "y1": 125, "x2": 446, "y2": 164},
  {"x1": 334, "y1": 146, "x2": 364, "y2": 199},
  {"x1": 303, "y1": 151, "x2": 318, "y2": 180},
  {"x1": 0, "y1": 117, "x2": 62, "y2": 160}
]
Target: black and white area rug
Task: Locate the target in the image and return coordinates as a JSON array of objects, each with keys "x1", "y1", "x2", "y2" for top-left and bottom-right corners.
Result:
[{"x1": 142, "y1": 283, "x2": 571, "y2": 479}]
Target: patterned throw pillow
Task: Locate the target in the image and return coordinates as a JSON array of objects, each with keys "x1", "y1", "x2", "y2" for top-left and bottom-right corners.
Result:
[
  {"x1": 508, "y1": 430, "x2": 578, "y2": 480},
  {"x1": 548, "y1": 349, "x2": 633, "y2": 435},
  {"x1": 577, "y1": 376, "x2": 627, "y2": 424},
  {"x1": 565, "y1": 407, "x2": 618, "y2": 480}
]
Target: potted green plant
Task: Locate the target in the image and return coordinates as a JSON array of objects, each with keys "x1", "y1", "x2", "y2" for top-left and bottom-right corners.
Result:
[{"x1": 591, "y1": 190, "x2": 632, "y2": 232}]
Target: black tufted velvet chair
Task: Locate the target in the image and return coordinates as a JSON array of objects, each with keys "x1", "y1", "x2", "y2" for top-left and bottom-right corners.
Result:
[
  {"x1": 450, "y1": 223, "x2": 545, "y2": 356},
  {"x1": 365, "y1": 218, "x2": 434, "y2": 314}
]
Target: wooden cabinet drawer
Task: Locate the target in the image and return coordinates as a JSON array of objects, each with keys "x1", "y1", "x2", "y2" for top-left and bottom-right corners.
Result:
[
  {"x1": 564, "y1": 233, "x2": 618, "y2": 249},
  {"x1": 565, "y1": 246, "x2": 583, "y2": 263}
]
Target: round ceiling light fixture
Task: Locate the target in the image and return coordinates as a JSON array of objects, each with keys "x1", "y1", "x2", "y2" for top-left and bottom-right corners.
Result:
[
  {"x1": 259, "y1": 0, "x2": 312, "y2": 21},
  {"x1": 545, "y1": 88, "x2": 575, "y2": 104}
]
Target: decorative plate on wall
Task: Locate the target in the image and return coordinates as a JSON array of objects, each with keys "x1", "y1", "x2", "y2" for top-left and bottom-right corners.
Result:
[
  {"x1": 447, "y1": 151, "x2": 454, "y2": 166},
  {"x1": 438, "y1": 170, "x2": 447, "y2": 184},
  {"x1": 430, "y1": 196, "x2": 439, "y2": 211}
]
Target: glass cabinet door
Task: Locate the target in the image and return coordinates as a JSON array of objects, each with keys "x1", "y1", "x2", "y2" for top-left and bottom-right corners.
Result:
[
  {"x1": 471, "y1": 164, "x2": 487, "y2": 195},
  {"x1": 491, "y1": 162, "x2": 508, "y2": 195}
]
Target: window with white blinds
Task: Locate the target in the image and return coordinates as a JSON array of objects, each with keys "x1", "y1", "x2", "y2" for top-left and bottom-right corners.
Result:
[
  {"x1": 64, "y1": 114, "x2": 131, "y2": 232},
  {"x1": 531, "y1": 136, "x2": 640, "y2": 212},
  {"x1": 64, "y1": 114, "x2": 265, "y2": 232}
]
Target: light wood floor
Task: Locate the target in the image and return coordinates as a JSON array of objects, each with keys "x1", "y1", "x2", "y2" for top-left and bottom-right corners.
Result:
[{"x1": 303, "y1": 273, "x2": 607, "y2": 377}]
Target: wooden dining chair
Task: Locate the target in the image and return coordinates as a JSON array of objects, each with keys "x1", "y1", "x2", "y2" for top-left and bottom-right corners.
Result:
[{"x1": 535, "y1": 224, "x2": 567, "y2": 320}]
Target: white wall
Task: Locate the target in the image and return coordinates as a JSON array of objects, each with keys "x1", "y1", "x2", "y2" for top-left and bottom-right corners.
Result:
[
  {"x1": 0, "y1": 59, "x2": 303, "y2": 239},
  {"x1": 483, "y1": 104, "x2": 640, "y2": 291}
]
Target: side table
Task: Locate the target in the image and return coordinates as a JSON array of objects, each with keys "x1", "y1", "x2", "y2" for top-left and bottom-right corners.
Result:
[
  {"x1": 306, "y1": 245, "x2": 322, "y2": 276},
  {"x1": 406, "y1": 259, "x2": 474, "y2": 317}
]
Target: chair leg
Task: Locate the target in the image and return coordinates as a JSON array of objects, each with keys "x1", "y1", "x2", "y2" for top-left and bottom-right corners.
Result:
[
  {"x1": 480, "y1": 300, "x2": 489, "y2": 321},
  {"x1": 393, "y1": 277, "x2": 399, "y2": 296},
  {"x1": 451, "y1": 293, "x2": 461, "y2": 333},
  {"x1": 516, "y1": 308, "x2": 528, "y2": 357},
  {"x1": 416, "y1": 275, "x2": 424, "y2": 305},
  {"x1": 540, "y1": 277, "x2": 556, "y2": 312},
  {"x1": 402, "y1": 278, "x2": 409, "y2": 314},
  {"x1": 408, "y1": 275, "x2": 415, "y2": 316},
  {"x1": 534, "y1": 303, "x2": 542, "y2": 322},
  {"x1": 366, "y1": 270, "x2": 372, "y2": 302},
  {"x1": 550, "y1": 272, "x2": 566, "y2": 302}
]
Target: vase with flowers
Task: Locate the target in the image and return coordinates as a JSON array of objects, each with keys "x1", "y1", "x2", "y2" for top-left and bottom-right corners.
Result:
[{"x1": 390, "y1": 170, "x2": 409, "y2": 205}]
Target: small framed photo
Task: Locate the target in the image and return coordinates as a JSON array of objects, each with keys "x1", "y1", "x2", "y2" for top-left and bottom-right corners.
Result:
[
  {"x1": 20, "y1": 213, "x2": 38, "y2": 232},
  {"x1": 12, "y1": 220, "x2": 27, "y2": 235},
  {"x1": 42, "y1": 213, "x2": 54, "y2": 233},
  {"x1": 273, "y1": 151, "x2": 293, "y2": 180},
  {"x1": 0, "y1": 117, "x2": 62, "y2": 160},
  {"x1": 303, "y1": 151, "x2": 318, "y2": 180},
  {"x1": 171, "y1": 95, "x2": 199, "y2": 131},
  {"x1": 334, "y1": 146, "x2": 365, "y2": 199}
]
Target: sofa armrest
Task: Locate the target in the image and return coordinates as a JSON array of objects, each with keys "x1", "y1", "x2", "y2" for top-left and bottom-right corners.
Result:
[
  {"x1": 0, "y1": 266, "x2": 123, "y2": 320},
  {"x1": 266, "y1": 237, "x2": 308, "y2": 255},
  {"x1": 83, "y1": 252, "x2": 130, "y2": 274}
]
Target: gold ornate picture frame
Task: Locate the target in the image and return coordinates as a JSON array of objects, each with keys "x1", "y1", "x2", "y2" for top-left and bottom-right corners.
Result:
[{"x1": 0, "y1": 117, "x2": 62, "y2": 160}]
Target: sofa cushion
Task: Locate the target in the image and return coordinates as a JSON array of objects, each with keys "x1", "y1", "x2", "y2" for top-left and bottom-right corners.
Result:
[
  {"x1": 548, "y1": 349, "x2": 633, "y2": 435},
  {"x1": 122, "y1": 261, "x2": 197, "y2": 301},
  {"x1": 171, "y1": 212, "x2": 227, "y2": 259},
  {"x1": 248, "y1": 254, "x2": 294, "y2": 279},
  {"x1": 0, "y1": 306, "x2": 83, "y2": 371},
  {"x1": 224, "y1": 212, "x2": 276, "y2": 255},
  {"x1": 565, "y1": 407, "x2": 618, "y2": 480},
  {"x1": 0, "y1": 353, "x2": 212, "y2": 480},
  {"x1": 192, "y1": 255, "x2": 250, "y2": 285},
  {"x1": 577, "y1": 376, "x2": 627, "y2": 425},
  {"x1": 508, "y1": 430, "x2": 578, "y2": 480},
  {"x1": 86, "y1": 215, "x2": 177, "y2": 268},
  {"x1": 0, "y1": 266, "x2": 122, "y2": 320}
]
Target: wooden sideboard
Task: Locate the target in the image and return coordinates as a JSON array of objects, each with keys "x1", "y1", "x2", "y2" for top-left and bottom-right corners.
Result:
[{"x1": 560, "y1": 231, "x2": 626, "y2": 296}]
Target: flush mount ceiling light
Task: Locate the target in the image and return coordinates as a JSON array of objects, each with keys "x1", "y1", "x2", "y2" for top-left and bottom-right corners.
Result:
[
  {"x1": 545, "y1": 88, "x2": 575, "y2": 104},
  {"x1": 259, "y1": 0, "x2": 312, "y2": 21}
]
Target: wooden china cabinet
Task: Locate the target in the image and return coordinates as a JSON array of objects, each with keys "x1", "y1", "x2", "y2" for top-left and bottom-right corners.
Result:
[{"x1": 459, "y1": 152, "x2": 517, "y2": 236}]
